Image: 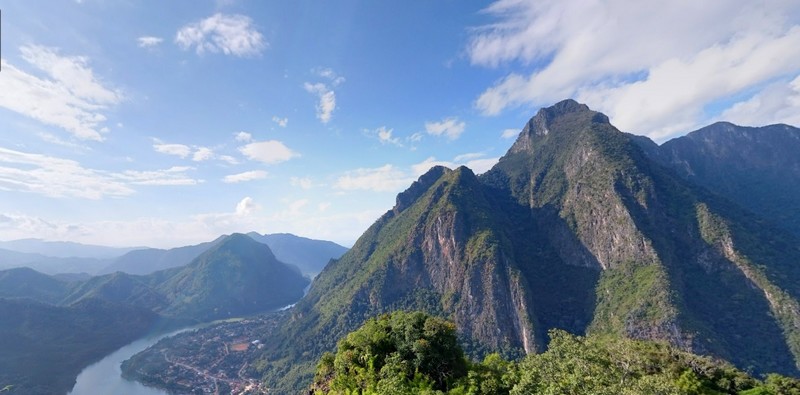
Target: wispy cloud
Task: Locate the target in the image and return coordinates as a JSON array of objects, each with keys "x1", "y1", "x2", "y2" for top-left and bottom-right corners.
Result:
[
  {"x1": 304, "y1": 68, "x2": 344, "y2": 124},
  {"x1": 333, "y1": 153, "x2": 500, "y2": 195},
  {"x1": 290, "y1": 176, "x2": 313, "y2": 189},
  {"x1": 0, "y1": 147, "x2": 201, "y2": 199},
  {"x1": 411, "y1": 154, "x2": 499, "y2": 176},
  {"x1": 234, "y1": 131, "x2": 253, "y2": 142},
  {"x1": 116, "y1": 166, "x2": 201, "y2": 186},
  {"x1": 153, "y1": 142, "x2": 192, "y2": 158},
  {"x1": 192, "y1": 147, "x2": 215, "y2": 162},
  {"x1": 304, "y1": 82, "x2": 336, "y2": 124},
  {"x1": 239, "y1": 140, "x2": 299, "y2": 164},
  {"x1": 425, "y1": 117, "x2": 465, "y2": 140},
  {"x1": 272, "y1": 116, "x2": 288, "y2": 127},
  {"x1": 223, "y1": 170, "x2": 268, "y2": 183},
  {"x1": 37, "y1": 132, "x2": 90, "y2": 150},
  {"x1": 175, "y1": 13, "x2": 266, "y2": 57},
  {"x1": 137, "y1": 36, "x2": 164, "y2": 48},
  {"x1": 366, "y1": 126, "x2": 403, "y2": 146},
  {"x1": 468, "y1": 0, "x2": 800, "y2": 140},
  {"x1": 334, "y1": 165, "x2": 414, "y2": 193},
  {"x1": 501, "y1": 128, "x2": 519, "y2": 139},
  {"x1": 0, "y1": 45, "x2": 122, "y2": 141}
]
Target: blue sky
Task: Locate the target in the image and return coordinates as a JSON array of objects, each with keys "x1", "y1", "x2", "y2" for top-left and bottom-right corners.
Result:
[{"x1": 1, "y1": 0, "x2": 799, "y2": 248}]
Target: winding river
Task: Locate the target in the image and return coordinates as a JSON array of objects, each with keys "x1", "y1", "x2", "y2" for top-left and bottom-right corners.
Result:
[
  {"x1": 68, "y1": 328, "x2": 191, "y2": 395},
  {"x1": 68, "y1": 286, "x2": 310, "y2": 395}
]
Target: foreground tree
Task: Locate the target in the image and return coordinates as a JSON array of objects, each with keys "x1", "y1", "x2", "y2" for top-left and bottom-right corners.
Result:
[{"x1": 310, "y1": 312, "x2": 800, "y2": 395}]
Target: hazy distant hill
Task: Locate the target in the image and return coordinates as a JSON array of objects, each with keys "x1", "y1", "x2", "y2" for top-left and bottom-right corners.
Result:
[
  {"x1": 64, "y1": 233, "x2": 310, "y2": 321},
  {"x1": 157, "y1": 233, "x2": 310, "y2": 320},
  {"x1": 0, "y1": 267, "x2": 69, "y2": 304},
  {"x1": 97, "y1": 236, "x2": 225, "y2": 275},
  {"x1": 0, "y1": 248, "x2": 109, "y2": 275},
  {"x1": 100, "y1": 232, "x2": 347, "y2": 277},
  {"x1": 247, "y1": 232, "x2": 348, "y2": 277},
  {"x1": 0, "y1": 238, "x2": 141, "y2": 259}
]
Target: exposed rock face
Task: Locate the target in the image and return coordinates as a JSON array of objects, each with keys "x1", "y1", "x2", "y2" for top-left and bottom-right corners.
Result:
[{"x1": 249, "y1": 100, "x2": 800, "y2": 390}]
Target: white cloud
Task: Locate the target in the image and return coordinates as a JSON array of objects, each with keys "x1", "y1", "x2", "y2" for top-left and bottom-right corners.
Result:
[
  {"x1": 334, "y1": 165, "x2": 414, "y2": 193},
  {"x1": 223, "y1": 170, "x2": 268, "y2": 183},
  {"x1": 468, "y1": 0, "x2": 800, "y2": 140},
  {"x1": 137, "y1": 36, "x2": 164, "y2": 48},
  {"x1": 369, "y1": 126, "x2": 402, "y2": 146},
  {"x1": 153, "y1": 142, "x2": 191, "y2": 158},
  {"x1": 115, "y1": 166, "x2": 201, "y2": 186},
  {"x1": 175, "y1": 13, "x2": 266, "y2": 57},
  {"x1": 304, "y1": 82, "x2": 337, "y2": 124},
  {"x1": 0, "y1": 147, "x2": 200, "y2": 199},
  {"x1": 38, "y1": 132, "x2": 89, "y2": 150},
  {"x1": 234, "y1": 131, "x2": 253, "y2": 142},
  {"x1": 425, "y1": 117, "x2": 465, "y2": 140},
  {"x1": 411, "y1": 155, "x2": 500, "y2": 176},
  {"x1": 192, "y1": 147, "x2": 215, "y2": 162},
  {"x1": 0, "y1": 45, "x2": 122, "y2": 141},
  {"x1": 235, "y1": 196, "x2": 259, "y2": 216},
  {"x1": 318, "y1": 202, "x2": 331, "y2": 212},
  {"x1": 290, "y1": 176, "x2": 313, "y2": 189},
  {"x1": 0, "y1": 147, "x2": 133, "y2": 199},
  {"x1": 408, "y1": 132, "x2": 424, "y2": 143},
  {"x1": 218, "y1": 155, "x2": 239, "y2": 165},
  {"x1": 288, "y1": 199, "x2": 309, "y2": 215},
  {"x1": 239, "y1": 140, "x2": 299, "y2": 164},
  {"x1": 501, "y1": 128, "x2": 519, "y2": 139},
  {"x1": 314, "y1": 67, "x2": 346, "y2": 86},
  {"x1": 272, "y1": 116, "x2": 288, "y2": 127},
  {"x1": 719, "y1": 74, "x2": 800, "y2": 127}
]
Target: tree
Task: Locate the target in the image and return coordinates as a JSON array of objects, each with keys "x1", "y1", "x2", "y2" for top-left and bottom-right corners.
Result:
[{"x1": 310, "y1": 311, "x2": 467, "y2": 394}]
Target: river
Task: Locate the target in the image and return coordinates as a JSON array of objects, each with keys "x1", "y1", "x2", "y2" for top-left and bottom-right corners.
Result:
[{"x1": 68, "y1": 327, "x2": 195, "y2": 395}]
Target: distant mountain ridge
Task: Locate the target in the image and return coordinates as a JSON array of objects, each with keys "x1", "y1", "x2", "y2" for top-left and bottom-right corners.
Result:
[
  {"x1": 97, "y1": 236, "x2": 225, "y2": 275},
  {"x1": 58, "y1": 233, "x2": 311, "y2": 321},
  {"x1": 246, "y1": 232, "x2": 348, "y2": 277},
  {"x1": 0, "y1": 238, "x2": 142, "y2": 259},
  {"x1": 0, "y1": 248, "x2": 110, "y2": 275},
  {"x1": 98, "y1": 232, "x2": 347, "y2": 277}
]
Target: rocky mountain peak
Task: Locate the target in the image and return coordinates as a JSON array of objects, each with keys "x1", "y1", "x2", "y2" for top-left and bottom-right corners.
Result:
[
  {"x1": 394, "y1": 165, "x2": 452, "y2": 213},
  {"x1": 509, "y1": 99, "x2": 610, "y2": 154}
]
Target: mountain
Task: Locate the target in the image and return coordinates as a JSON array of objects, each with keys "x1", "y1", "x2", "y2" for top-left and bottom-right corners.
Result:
[
  {"x1": 0, "y1": 297, "x2": 162, "y2": 395},
  {"x1": 246, "y1": 232, "x2": 348, "y2": 277},
  {"x1": 99, "y1": 233, "x2": 347, "y2": 277},
  {"x1": 0, "y1": 267, "x2": 69, "y2": 304},
  {"x1": 224, "y1": 100, "x2": 800, "y2": 391},
  {"x1": 0, "y1": 247, "x2": 109, "y2": 275},
  {"x1": 97, "y1": 236, "x2": 224, "y2": 275},
  {"x1": 63, "y1": 233, "x2": 310, "y2": 322},
  {"x1": 0, "y1": 238, "x2": 141, "y2": 259},
  {"x1": 633, "y1": 121, "x2": 800, "y2": 237},
  {"x1": 156, "y1": 233, "x2": 310, "y2": 320}
]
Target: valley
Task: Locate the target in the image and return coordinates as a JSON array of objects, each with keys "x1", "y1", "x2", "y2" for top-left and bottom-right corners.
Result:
[{"x1": 0, "y1": 233, "x2": 345, "y2": 394}]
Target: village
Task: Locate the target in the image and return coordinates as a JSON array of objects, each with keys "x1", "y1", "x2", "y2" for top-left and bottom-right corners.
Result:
[{"x1": 122, "y1": 313, "x2": 286, "y2": 395}]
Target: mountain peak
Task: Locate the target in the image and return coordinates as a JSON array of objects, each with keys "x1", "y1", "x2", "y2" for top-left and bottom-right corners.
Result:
[
  {"x1": 394, "y1": 165, "x2": 452, "y2": 213},
  {"x1": 509, "y1": 99, "x2": 609, "y2": 154}
]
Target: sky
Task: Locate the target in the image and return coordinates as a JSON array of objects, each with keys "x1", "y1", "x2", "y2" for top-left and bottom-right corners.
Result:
[{"x1": 1, "y1": 0, "x2": 799, "y2": 248}]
